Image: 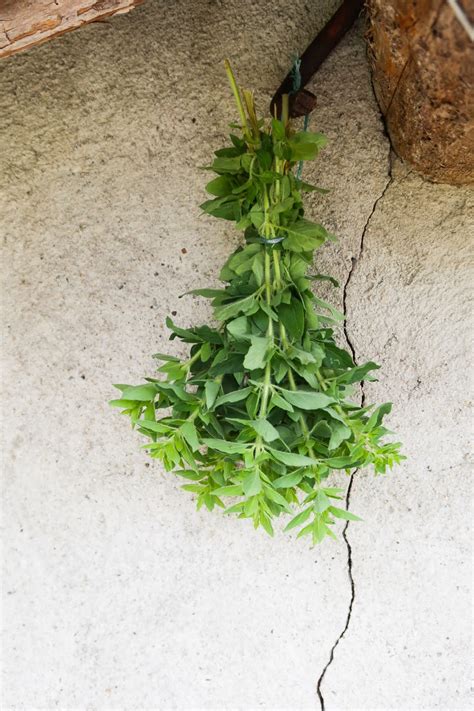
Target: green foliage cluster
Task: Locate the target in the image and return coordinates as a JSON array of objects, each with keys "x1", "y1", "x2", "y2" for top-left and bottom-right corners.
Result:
[{"x1": 111, "y1": 63, "x2": 404, "y2": 544}]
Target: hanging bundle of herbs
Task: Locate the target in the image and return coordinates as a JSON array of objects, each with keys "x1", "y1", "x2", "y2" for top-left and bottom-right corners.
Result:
[{"x1": 111, "y1": 63, "x2": 403, "y2": 544}]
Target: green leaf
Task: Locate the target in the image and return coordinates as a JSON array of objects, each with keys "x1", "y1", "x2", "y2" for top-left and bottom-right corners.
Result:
[
  {"x1": 202, "y1": 438, "x2": 247, "y2": 454},
  {"x1": 214, "y1": 145, "x2": 244, "y2": 157},
  {"x1": 208, "y1": 353, "x2": 244, "y2": 377},
  {"x1": 280, "y1": 389, "x2": 335, "y2": 410},
  {"x1": 365, "y1": 403, "x2": 392, "y2": 431},
  {"x1": 242, "y1": 469, "x2": 262, "y2": 496},
  {"x1": 175, "y1": 470, "x2": 203, "y2": 481},
  {"x1": 205, "y1": 380, "x2": 220, "y2": 409},
  {"x1": 134, "y1": 419, "x2": 171, "y2": 433},
  {"x1": 288, "y1": 131, "x2": 327, "y2": 161},
  {"x1": 289, "y1": 142, "x2": 319, "y2": 162},
  {"x1": 252, "y1": 255, "x2": 264, "y2": 285},
  {"x1": 200, "y1": 341, "x2": 212, "y2": 362},
  {"x1": 183, "y1": 288, "x2": 226, "y2": 298},
  {"x1": 181, "y1": 421, "x2": 200, "y2": 452},
  {"x1": 190, "y1": 324, "x2": 222, "y2": 344},
  {"x1": 249, "y1": 206, "x2": 265, "y2": 228},
  {"x1": 312, "y1": 516, "x2": 331, "y2": 544},
  {"x1": 297, "y1": 181, "x2": 330, "y2": 194},
  {"x1": 152, "y1": 380, "x2": 195, "y2": 402},
  {"x1": 325, "y1": 454, "x2": 363, "y2": 469},
  {"x1": 264, "y1": 485, "x2": 291, "y2": 511},
  {"x1": 214, "y1": 386, "x2": 253, "y2": 407},
  {"x1": 182, "y1": 484, "x2": 204, "y2": 493},
  {"x1": 325, "y1": 407, "x2": 347, "y2": 425},
  {"x1": 224, "y1": 502, "x2": 246, "y2": 515},
  {"x1": 109, "y1": 398, "x2": 140, "y2": 409},
  {"x1": 313, "y1": 489, "x2": 331, "y2": 513},
  {"x1": 285, "y1": 506, "x2": 313, "y2": 532},
  {"x1": 338, "y1": 361, "x2": 380, "y2": 384},
  {"x1": 212, "y1": 484, "x2": 244, "y2": 497},
  {"x1": 249, "y1": 418, "x2": 280, "y2": 442},
  {"x1": 273, "y1": 471, "x2": 304, "y2": 489},
  {"x1": 152, "y1": 353, "x2": 180, "y2": 362},
  {"x1": 282, "y1": 219, "x2": 329, "y2": 252},
  {"x1": 278, "y1": 300, "x2": 305, "y2": 341},
  {"x1": 313, "y1": 297, "x2": 344, "y2": 322},
  {"x1": 200, "y1": 196, "x2": 239, "y2": 221},
  {"x1": 243, "y1": 337, "x2": 269, "y2": 370},
  {"x1": 244, "y1": 495, "x2": 259, "y2": 516},
  {"x1": 119, "y1": 384, "x2": 157, "y2": 401},
  {"x1": 225, "y1": 244, "x2": 260, "y2": 272},
  {"x1": 230, "y1": 133, "x2": 245, "y2": 148},
  {"x1": 226, "y1": 315, "x2": 248, "y2": 339},
  {"x1": 166, "y1": 317, "x2": 203, "y2": 343},
  {"x1": 322, "y1": 487, "x2": 345, "y2": 498},
  {"x1": 259, "y1": 513, "x2": 274, "y2": 537},
  {"x1": 214, "y1": 293, "x2": 257, "y2": 321},
  {"x1": 280, "y1": 175, "x2": 291, "y2": 199},
  {"x1": 271, "y1": 118, "x2": 286, "y2": 140},
  {"x1": 296, "y1": 131, "x2": 327, "y2": 147},
  {"x1": 267, "y1": 448, "x2": 315, "y2": 467},
  {"x1": 328, "y1": 422, "x2": 352, "y2": 451},
  {"x1": 296, "y1": 523, "x2": 314, "y2": 539},
  {"x1": 270, "y1": 393, "x2": 294, "y2": 413},
  {"x1": 206, "y1": 175, "x2": 234, "y2": 196},
  {"x1": 286, "y1": 345, "x2": 317, "y2": 366},
  {"x1": 329, "y1": 506, "x2": 362, "y2": 522},
  {"x1": 211, "y1": 155, "x2": 242, "y2": 173}
]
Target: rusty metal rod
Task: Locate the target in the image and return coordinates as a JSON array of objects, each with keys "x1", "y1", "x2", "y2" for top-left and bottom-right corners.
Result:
[{"x1": 270, "y1": 0, "x2": 365, "y2": 117}]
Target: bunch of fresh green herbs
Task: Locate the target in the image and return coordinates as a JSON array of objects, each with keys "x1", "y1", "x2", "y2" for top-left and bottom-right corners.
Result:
[{"x1": 111, "y1": 62, "x2": 404, "y2": 544}]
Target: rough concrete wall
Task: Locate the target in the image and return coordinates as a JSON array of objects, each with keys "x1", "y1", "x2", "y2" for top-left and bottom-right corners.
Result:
[{"x1": 1, "y1": 2, "x2": 472, "y2": 709}]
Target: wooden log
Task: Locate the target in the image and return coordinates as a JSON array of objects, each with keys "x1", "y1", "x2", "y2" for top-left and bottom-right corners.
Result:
[
  {"x1": 0, "y1": 0, "x2": 144, "y2": 59},
  {"x1": 367, "y1": 0, "x2": 474, "y2": 184}
]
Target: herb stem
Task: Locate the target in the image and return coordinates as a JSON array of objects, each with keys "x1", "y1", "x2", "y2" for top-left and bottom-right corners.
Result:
[
  {"x1": 184, "y1": 347, "x2": 202, "y2": 370},
  {"x1": 281, "y1": 94, "x2": 289, "y2": 127},
  {"x1": 224, "y1": 59, "x2": 252, "y2": 145},
  {"x1": 272, "y1": 248, "x2": 318, "y2": 475},
  {"x1": 259, "y1": 250, "x2": 274, "y2": 421},
  {"x1": 316, "y1": 368, "x2": 350, "y2": 424},
  {"x1": 258, "y1": 183, "x2": 276, "y2": 421}
]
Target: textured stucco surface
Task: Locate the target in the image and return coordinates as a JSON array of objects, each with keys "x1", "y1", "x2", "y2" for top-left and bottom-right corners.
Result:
[{"x1": 1, "y1": 1, "x2": 472, "y2": 709}]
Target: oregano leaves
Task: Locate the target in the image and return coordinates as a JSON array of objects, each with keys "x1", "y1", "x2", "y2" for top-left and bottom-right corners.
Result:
[{"x1": 111, "y1": 63, "x2": 404, "y2": 544}]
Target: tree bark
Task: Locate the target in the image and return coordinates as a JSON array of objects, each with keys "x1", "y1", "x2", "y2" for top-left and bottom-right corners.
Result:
[
  {"x1": 0, "y1": 0, "x2": 144, "y2": 59},
  {"x1": 367, "y1": 0, "x2": 474, "y2": 184}
]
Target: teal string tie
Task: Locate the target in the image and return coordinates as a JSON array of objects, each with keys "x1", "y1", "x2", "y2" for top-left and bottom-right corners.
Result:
[
  {"x1": 296, "y1": 115, "x2": 309, "y2": 181},
  {"x1": 291, "y1": 56, "x2": 302, "y2": 93},
  {"x1": 290, "y1": 55, "x2": 309, "y2": 181}
]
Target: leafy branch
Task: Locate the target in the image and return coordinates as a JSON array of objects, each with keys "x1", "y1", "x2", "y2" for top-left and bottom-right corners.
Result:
[{"x1": 110, "y1": 63, "x2": 404, "y2": 544}]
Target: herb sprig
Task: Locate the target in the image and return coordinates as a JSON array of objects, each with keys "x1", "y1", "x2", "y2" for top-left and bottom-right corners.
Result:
[{"x1": 111, "y1": 63, "x2": 404, "y2": 544}]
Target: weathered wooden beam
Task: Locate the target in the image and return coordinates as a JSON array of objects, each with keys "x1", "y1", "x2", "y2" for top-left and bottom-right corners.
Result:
[
  {"x1": 367, "y1": 0, "x2": 474, "y2": 185},
  {"x1": 0, "y1": 0, "x2": 144, "y2": 59}
]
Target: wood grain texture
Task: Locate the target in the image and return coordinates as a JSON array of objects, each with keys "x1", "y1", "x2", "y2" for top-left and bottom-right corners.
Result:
[
  {"x1": 367, "y1": 0, "x2": 474, "y2": 184},
  {"x1": 0, "y1": 0, "x2": 144, "y2": 58}
]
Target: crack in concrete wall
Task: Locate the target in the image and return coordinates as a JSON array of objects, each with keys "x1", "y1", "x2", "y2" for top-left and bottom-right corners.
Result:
[
  {"x1": 316, "y1": 165, "x2": 394, "y2": 710},
  {"x1": 316, "y1": 474, "x2": 356, "y2": 711}
]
